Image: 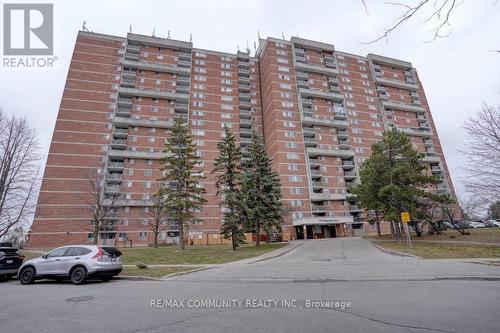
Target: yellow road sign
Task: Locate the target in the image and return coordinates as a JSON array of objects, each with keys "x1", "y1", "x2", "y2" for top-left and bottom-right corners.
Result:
[{"x1": 401, "y1": 212, "x2": 410, "y2": 223}]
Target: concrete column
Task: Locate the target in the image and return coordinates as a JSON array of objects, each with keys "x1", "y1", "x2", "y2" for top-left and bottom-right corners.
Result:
[{"x1": 303, "y1": 225, "x2": 307, "y2": 240}]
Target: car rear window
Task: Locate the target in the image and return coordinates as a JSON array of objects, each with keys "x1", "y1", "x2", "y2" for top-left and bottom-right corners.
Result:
[{"x1": 102, "y1": 247, "x2": 122, "y2": 256}]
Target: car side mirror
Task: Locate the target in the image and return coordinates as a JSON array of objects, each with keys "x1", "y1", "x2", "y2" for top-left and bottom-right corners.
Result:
[{"x1": 41, "y1": 254, "x2": 48, "y2": 259}]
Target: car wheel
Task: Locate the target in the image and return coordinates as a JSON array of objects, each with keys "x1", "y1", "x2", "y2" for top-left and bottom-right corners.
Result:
[
  {"x1": 19, "y1": 267, "x2": 36, "y2": 285},
  {"x1": 70, "y1": 267, "x2": 87, "y2": 285}
]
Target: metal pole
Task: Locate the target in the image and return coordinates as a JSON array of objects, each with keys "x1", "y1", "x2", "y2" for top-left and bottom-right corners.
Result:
[{"x1": 406, "y1": 222, "x2": 412, "y2": 252}]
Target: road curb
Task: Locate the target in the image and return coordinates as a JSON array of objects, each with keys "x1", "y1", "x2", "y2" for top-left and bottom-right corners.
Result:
[
  {"x1": 369, "y1": 241, "x2": 422, "y2": 259},
  {"x1": 243, "y1": 242, "x2": 303, "y2": 264},
  {"x1": 161, "y1": 266, "x2": 215, "y2": 279}
]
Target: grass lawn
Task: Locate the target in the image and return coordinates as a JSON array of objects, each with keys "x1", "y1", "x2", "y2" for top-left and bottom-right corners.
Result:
[
  {"x1": 120, "y1": 266, "x2": 197, "y2": 278},
  {"x1": 20, "y1": 250, "x2": 43, "y2": 261},
  {"x1": 120, "y1": 243, "x2": 286, "y2": 265},
  {"x1": 365, "y1": 228, "x2": 500, "y2": 243},
  {"x1": 372, "y1": 240, "x2": 500, "y2": 259}
]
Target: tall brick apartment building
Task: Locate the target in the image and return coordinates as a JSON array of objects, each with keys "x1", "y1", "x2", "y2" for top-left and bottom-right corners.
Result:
[{"x1": 28, "y1": 31, "x2": 457, "y2": 247}]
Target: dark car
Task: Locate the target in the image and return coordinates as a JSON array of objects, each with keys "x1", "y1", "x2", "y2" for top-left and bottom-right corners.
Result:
[{"x1": 0, "y1": 243, "x2": 25, "y2": 281}]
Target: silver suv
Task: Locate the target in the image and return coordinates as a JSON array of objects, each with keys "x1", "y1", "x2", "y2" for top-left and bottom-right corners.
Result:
[{"x1": 18, "y1": 245, "x2": 122, "y2": 285}]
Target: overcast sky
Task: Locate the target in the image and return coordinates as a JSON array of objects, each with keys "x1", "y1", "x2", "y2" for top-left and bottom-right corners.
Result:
[{"x1": 1, "y1": 0, "x2": 499, "y2": 202}]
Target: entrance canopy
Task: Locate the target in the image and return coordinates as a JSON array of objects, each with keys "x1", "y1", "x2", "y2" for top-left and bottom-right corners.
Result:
[{"x1": 292, "y1": 216, "x2": 354, "y2": 226}]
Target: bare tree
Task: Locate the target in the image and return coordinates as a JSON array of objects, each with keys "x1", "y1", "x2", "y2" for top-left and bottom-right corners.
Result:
[
  {"x1": 459, "y1": 196, "x2": 484, "y2": 221},
  {"x1": 83, "y1": 165, "x2": 120, "y2": 245},
  {"x1": 461, "y1": 104, "x2": 500, "y2": 205},
  {"x1": 362, "y1": 1, "x2": 496, "y2": 44},
  {"x1": 146, "y1": 186, "x2": 169, "y2": 248},
  {"x1": 0, "y1": 112, "x2": 41, "y2": 239}
]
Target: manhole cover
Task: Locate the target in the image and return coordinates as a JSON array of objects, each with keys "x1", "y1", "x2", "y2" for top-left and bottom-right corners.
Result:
[{"x1": 65, "y1": 296, "x2": 94, "y2": 303}]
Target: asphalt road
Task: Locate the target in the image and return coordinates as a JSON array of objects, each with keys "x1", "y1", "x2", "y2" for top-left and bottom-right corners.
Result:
[{"x1": 1, "y1": 238, "x2": 499, "y2": 333}]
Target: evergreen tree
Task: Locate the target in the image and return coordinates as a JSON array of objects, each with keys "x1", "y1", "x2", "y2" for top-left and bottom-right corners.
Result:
[
  {"x1": 159, "y1": 119, "x2": 206, "y2": 249},
  {"x1": 212, "y1": 127, "x2": 246, "y2": 250},
  {"x1": 241, "y1": 132, "x2": 283, "y2": 247},
  {"x1": 350, "y1": 127, "x2": 444, "y2": 238}
]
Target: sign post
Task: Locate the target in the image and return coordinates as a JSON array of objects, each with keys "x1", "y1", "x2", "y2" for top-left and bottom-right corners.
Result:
[{"x1": 400, "y1": 212, "x2": 412, "y2": 252}]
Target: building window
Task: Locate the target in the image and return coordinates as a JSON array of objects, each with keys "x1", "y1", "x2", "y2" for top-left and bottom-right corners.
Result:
[{"x1": 139, "y1": 232, "x2": 147, "y2": 240}]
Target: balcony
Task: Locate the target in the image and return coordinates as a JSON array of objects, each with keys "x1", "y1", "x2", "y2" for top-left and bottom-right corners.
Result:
[
  {"x1": 124, "y1": 52, "x2": 139, "y2": 61},
  {"x1": 122, "y1": 70, "x2": 136, "y2": 80},
  {"x1": 382, "y1": 101, "x2": 425, "y2": 113},
  {"x1": 240, "y1": 127, "x2": 252, "y2": 137},
  {"x1": 294, "y1": 48, "x2": 305, "y2": 55},
  {"x1": 310, "y1": 192, "x2": 347, "y2": 201},
  {"x1": 240, "y1": 109, "x2": 251, "y2": 119},
  {"x1": 400, "y1": 127, "x2": 432, "y2": 138},
  {"x1": 342, "y1": 160, "x2": 355, "y2": 169},
  {"x1": 108, "y1": 149, "x2": 166, "y2": 160},
  {"x1": 126, "y1": 44, "x2": 140, "y2": 54},
  {"x1": 338, "y1": 139, "x2": 350, "y2": 149},
  {"x1": 310, "y1": 169, "x2": 321, "y2": 176},
  {"x1": 239, "y1": 68, "x2": 250, "y2": 77},
  {"x1": 178, "y1": 52, "x2": 192, "y2": 61},
  {"x1": 178, "y1": 60, "x2": 191, "y2": 68},
  {"x1": 107, "y1": 162, "x2": 124, "y2": 170},
  {"x1": 118, "y1": 87, "x2": 188, "y2": 103},
  {"x1": 110, "y1": 139, "x2": 127, "y2": 149},
  {"x1": 238, "y1": 61, "x2": 250, "y2": 69},
  {"x1": 117, "y1": 98, "x2": 132, "y2": 108},
  {"x1": 238, "y1": 76, "x2": 251, "y2": 84},
  {"x1": 240, "y1": 136, "x2": 252, "y2": 146},
  {"x1": 105, "y1": 185, "x2": 121, "y2": 194},
  {"x1": 115, "y1": 108, "x2": 131, "y2": 117},
  {"x1": 333, "y1": 111, "x2": 347, "y2": 120},
  {"x1": 106, "y1": 174, "x2": 123, "y2": 182},
  {"x1": 337, "y1": 130, "x2": 349, "y2": 139},
  {"x1": 306, "y1": 147, "x2": 355, "y2": 158},
  {"x1": 296, "y1": 71, "x2": 308, "y2": 81},
  {"x1": 177, "y1": 76, "x2": 191, "y2": 86},
  {"x1": 374, "y1": 77, "x2": 418, "y2": 91},
  {"x1": 303, "y1": 128, "x2": 315, "y2": 137},
  {"x1": 239, "y1": 84, "x2": 251, "y2": 93},
  {"x1": 239, "y1": 92, "x2": 251, "y2": 101},
  {"x1": 302, "y1": 116, "x2": 348, "y2": 129},
  {"x1": 301, "y1": 98, "x2": 313, "y2": 107},
  {"x1": 344, "y1": 171, "x2": 357, "y2": 180},
  {"x1": 295, "y1": 55, "x2": 306, "y2": 63},
  {"x1": 239, "y1": 100, "x2": 252, "y2": 110},
  {"x1": 112, "y1": 128, "x2": 128, "y2": 138},
  {"x1": 417, "y1": 114, "x2": 426, "y2": 122},
  {"x1": 175, "y1": 103, "x2": 189, "y2": 113},
  {"x1": 304, "y1": 137, "x2": 317, "y2": 147},
  {"x1": 328, "y1": 77, "x2": 340, "y2": 85},
  {"x1": 311, "y1": 181, "x2": 325, "y2": 189},
  {"x1": 239, "y1": 118, "x2": 253, "y2": 128},
  {"x1": 113, "y1": 116, "x2": 173, "y2": 129},
  {"x1": 297, "y1": 79, "x2": 309, "y2": 88},
  {"x1": 422, "y1": 155, "x2": 441, "y2": 163},
  {"x1": 294, "y1": 62, "x2": 340, "y2": 76},
  {"x1": 299, "y1": 88, "x2": 343, "y2": 102},
  {"x1": 423, "y1": 138, "x2": 433, "y2": 147},
  {"x1": 121, "y1": 78, "x2": 135, "y2": 88},
  {"x1": 122, "y1": 59, "x2": 191, "y2": 76},
  {"x1": 174, "y1": 114, "x2": 188, "y2": 121},
  {"x1": 350, "y1": 204, "x2": 362, "y2": 212}
]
